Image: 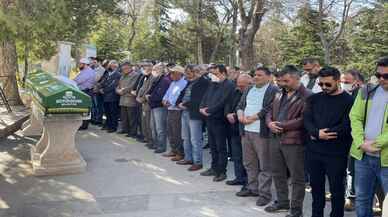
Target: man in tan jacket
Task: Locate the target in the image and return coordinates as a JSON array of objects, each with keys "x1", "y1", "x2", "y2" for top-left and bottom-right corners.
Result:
[{"x1": 116, "y1": 62, "x2": 141, "y2": 137}]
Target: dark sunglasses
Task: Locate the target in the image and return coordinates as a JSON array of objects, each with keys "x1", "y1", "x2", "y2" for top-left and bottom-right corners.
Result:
[
  {"x1": 318, "y1": 82, "x2": 333, "y2": 88},
  {"x1": 375, "y1": 73, "x2": 388, "y2": 80}
]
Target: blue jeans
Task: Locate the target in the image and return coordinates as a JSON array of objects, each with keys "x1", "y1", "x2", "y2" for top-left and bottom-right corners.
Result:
[
  {"x1": 151, "y1": 107, "x2": 167, "y2": 151},
  {"x1": 190, "y1": 119, "x2": 203, "y2": 165},
  {"x1": 181, "y1": 111, "x2": 192, "y2": 161},
  {"x1": 182, "y1": 111, "x2": 204, "y2": 164},
  {"x1": 92, "y1": 94, "x2": 104, "y2": 123},
  {"x1": 355, "y1": 154, "x2": 388, "y2": 217}
]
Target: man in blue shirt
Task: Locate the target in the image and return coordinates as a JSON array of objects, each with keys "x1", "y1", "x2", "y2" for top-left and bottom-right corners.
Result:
[
  {"x1": 74, "y1": 58, "x2": 96, "y2": 130},
  {"x1": 162, "y1": 66, "x2": 188, "y2": 161},
  {"x1": 236, "y1": 67, "x2": 279, "y2": 206}
]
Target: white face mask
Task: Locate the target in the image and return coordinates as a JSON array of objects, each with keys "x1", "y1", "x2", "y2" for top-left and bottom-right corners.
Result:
[
  {"x1": 208, "y1": 73, "x2": 220, "y2": 83},
  {"x1": 341, "y1": 83, "x2": 353, "y2": 93},
  {"x1": 152, "y1": 70, "x2": 160, "y2": 77}
]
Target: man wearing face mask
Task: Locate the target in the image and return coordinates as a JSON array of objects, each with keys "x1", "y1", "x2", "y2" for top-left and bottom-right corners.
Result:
[
  {"x1": 116, "y1": 62, "x2": 141, "y2": 137},
  {"x1": 301, "y1": 58, "x2": 322, "y2": 93},
  {"x1": 136, "y1": 62, "x2": 157, "y2": 148},
  {"x1": 304, "y1": 66, "x2": 353, "y2": 217},
  {"x1": 199, "y1": 64, "x2": 235, "y2": 182},
  {"x1": 100, "y1": 60, "x2": 121, "y2": 132},
  {"x1": 339, "y1": 68, "x2": 365, "y2": 211},
  {"x1": 341, "y1": 69, "x2": 365, "y2": 98},
  {"x1": 74, "y1": 58, "x2": 96, "y2": 130}
]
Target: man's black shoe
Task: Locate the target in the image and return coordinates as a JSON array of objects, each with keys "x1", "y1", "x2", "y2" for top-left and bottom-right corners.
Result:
[
  {"x1": 136, "y1": 137, "x2": 146, "y2": 143},
  {"x1": 236, "y1": 188, "x2": 259, "y2": 197},
  {"x1": 264, "y1": 202, "x2": 290, "y2": 213},
  {"x1": 107, "y1": 129, "x2": 116, "y2": 133},
  {"x1": 154, "y1": 149, "x2": 165, "y2": 154},
  {"x1": 226, "y1": 179, "x2": 245, "y2": 186},
  {"x1": 213, "y1": 173, "x2": 227, "y2": 182},
  {"x1": 285, "y1": 208, "x2": 303, "y2": 217},
  {"x1": 200, "y1": 168, "x2": 216, "y2": 176},
  {"x1": 256, "y1": 197, "x2": 271, "y2": 206},
  {"x1": 203, "y1": 144, "x2": 210, "y2": 149},
  {"x1": 116, "y1": 130, "x2": 128, "y2": 134}
]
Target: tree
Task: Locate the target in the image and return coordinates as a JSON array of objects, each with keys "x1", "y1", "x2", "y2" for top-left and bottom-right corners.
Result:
[
  {"x1": 91, "y1": 16, "x2": 128, "y2": 61},
  {"x1": 122, "y1": 0, "x2": 144, "y2": 51},
  {"x1": 0, "y1": 0, "x2": 24, "y2": 105},
  {"x1": 278, "y1": 6, "x2": 325, "y2": 66},
  {"x1": 254, "y1": 17, "x2": 287, "y2": 68},
  {"x1": 237, "y1": 0, "x2": 268, "y2": 70},
  {"x1": 346, "y1": 3, "x2": 388, "y2": 75},
  {"x1": 314, "y1": 0, "x2": 354, "y2": 64}
]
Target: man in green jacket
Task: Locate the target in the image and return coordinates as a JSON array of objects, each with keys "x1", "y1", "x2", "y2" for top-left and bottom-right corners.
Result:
[{"x1": 350, "y1": 56, "x2": 388, "y2": 217}]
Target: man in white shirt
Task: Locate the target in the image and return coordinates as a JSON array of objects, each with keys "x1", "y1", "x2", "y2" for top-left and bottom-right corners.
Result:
[
  {"x1": 301, "y1": 57, "x2": 322, "y2": 93},
  {"x1": 236, "y1": 67, "x2": 279, "y2": 207}
]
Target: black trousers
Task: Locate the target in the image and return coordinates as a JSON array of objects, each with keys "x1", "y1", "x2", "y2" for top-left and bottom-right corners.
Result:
[
  {"x1": 207, "y1": 119, "x2": 228, "y2": 175},
  {"x1": 104, "y1": 101, "x2": 119, "y2": 130},
  {"x1": 230, "y1": 132, "x2": 247, "y2": 183},
  {"x1": 136, "y1": 105, "x2": 143, "y2": 138},
  {"x1": 307, "y1": 151, "x2": 348, "y2": 217}
]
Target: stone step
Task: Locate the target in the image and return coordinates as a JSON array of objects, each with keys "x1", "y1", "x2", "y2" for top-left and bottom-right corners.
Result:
[{"x1": 0, "y1": 105, "x2": 30, "y2": 138}]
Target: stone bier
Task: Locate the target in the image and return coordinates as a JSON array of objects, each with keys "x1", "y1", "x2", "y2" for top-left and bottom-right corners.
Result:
[{"x1": 23, "y1": 70, "x2": 91, "y2": 176}]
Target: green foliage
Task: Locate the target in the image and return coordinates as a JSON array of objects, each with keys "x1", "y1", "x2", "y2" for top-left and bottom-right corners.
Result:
[
  {"x1": 346, "y1": 3, "x2": 388, "y2": 75},
  {"x1": 91, "y1": 16, "x2": 128, "y2": 61},
  {"x1": 278, "y1": 6, "x2": 325, "y2": 66}
]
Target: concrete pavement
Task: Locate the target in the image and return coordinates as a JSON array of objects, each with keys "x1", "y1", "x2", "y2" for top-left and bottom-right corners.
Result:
[{"x1": 0, "y1": 125, "x2": 356, "y2": 217}]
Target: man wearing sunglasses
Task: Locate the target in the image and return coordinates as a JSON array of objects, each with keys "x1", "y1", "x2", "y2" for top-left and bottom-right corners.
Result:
[
  {"x1": 350, "y1": 56, "x2": 388, "y2": 217},
  {"x1": 304, "y1": 66, "x2": 354, "y2": 217}
]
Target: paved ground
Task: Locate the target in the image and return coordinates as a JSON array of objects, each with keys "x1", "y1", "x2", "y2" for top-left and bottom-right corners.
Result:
[{"x1": 0, "y1": 125, "x2": 356, "y2": 217}]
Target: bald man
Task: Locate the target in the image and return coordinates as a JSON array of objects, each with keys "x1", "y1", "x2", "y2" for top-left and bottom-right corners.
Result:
[
  {"x1": 236, "y1": 67, "x2": 279, "y2": 207},
  {"x1": 224, "y1": 73, "x2": 253, "y2": 187}
]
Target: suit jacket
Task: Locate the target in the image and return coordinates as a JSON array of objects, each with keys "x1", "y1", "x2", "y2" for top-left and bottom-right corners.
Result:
[
  {"x1": 116, "y1": 71, "x2": 141, "y2": 107},
  {"x1": 101, "y1": 70, "x2": 121, "y2": 102},
  {"x1": 182, "y1": 75, "x2": 210, "y2": 120}
]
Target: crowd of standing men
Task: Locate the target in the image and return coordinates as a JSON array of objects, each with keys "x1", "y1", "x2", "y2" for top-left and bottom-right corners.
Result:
[{"x1": 73, "y1": 56, "x2": 388, "y2": 217}]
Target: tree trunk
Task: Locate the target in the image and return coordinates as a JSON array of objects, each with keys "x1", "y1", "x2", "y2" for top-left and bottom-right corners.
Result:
[
  {"x1": 230, "y1": 3, "x2": 238, "y2": 66},
  {"x1": 0, "y1": 37, "x2": 22, "y2": 105},
  {"x1": 128, "y1": 20, "x2": 136, "y2": 51},
  {"x1": 323, "y1": 44, "x2": 331, "y2": 65},
  {"x1": 239, "y1": 33, "x2": 255, "y2": 71},
  {"x1": 209, "y1": 31, "x2": 224, "y2": 63},
  {"x1": 23, "y1": 40, "x2": 29, "y2": 86},
  {"x1": 196, "y1": 0, "x2": 204, "y2": 64},
  {"x1": 237, "y1": 0, "x2": 266, "y2": 70}
]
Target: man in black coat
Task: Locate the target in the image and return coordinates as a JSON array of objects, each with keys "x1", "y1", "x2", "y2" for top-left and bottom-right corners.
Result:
[
  {"x1": 224, "y1": 73, "x2": 252, "y2": 187},
  {"x1": 100, "y1": 60, "x2": 121, "y2": 132}
]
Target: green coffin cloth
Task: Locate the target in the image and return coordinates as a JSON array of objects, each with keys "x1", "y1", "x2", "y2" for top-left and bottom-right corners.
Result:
[{"x1": 26, "y1": 70, "x2": 91, "y2": 115}]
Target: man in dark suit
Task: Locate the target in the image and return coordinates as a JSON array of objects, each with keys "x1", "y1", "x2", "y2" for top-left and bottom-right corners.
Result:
[{"x1": 100, "y1": 60, "x2": 121, "y2": 132}]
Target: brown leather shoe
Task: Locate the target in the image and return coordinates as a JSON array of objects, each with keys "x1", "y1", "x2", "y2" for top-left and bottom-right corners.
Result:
[
  {"x1": 176, "y1": 160, "x2": 193, "y2": 165},
  {"x1": 171, "y1": 155, "x2": 184, "y2": 161},
  {"x1": 188, "y1": 164, "x2": 203, "y2": 171},
  {"x1": 162, "y1": 152, "x2": 176, "y2": 157}
]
